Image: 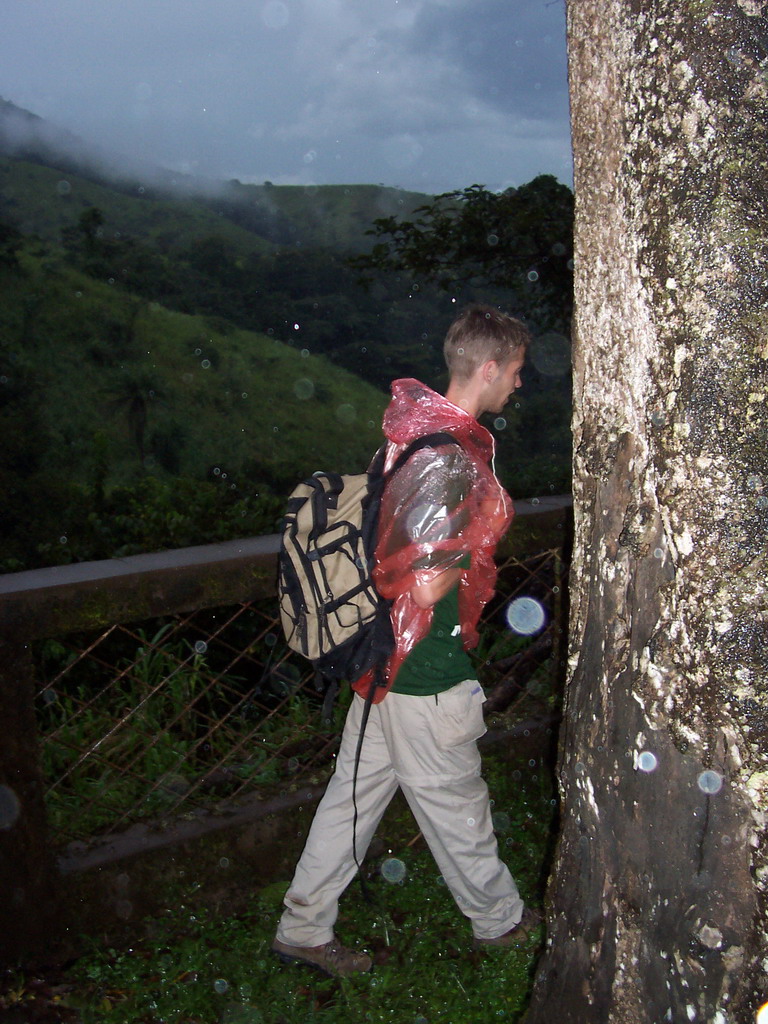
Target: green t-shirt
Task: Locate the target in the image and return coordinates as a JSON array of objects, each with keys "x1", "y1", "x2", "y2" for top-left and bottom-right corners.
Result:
[{"x1": 391, "y1": 581, "x2": 475, "y2": 696}]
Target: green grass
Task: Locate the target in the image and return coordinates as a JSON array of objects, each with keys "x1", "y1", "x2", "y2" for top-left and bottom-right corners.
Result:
[
  {"x1": 67, "y1": 889, "x2": 541, "y2": 1024},
  {"x1": 4, "y1": 252, "x2": 388, "y2": 486},
  {"x1": 13, "y1": 744, "x2": 554, "y2": 1023}
]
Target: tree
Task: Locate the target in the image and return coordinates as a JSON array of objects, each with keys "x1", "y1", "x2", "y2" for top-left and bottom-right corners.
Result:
[
  {"x1": 349, "y1": 175, "x2": 574, "y2": 331},
  {"x1": 524, "y1": 2, "x2": 768, "y2": 1022},
  {"x1": 0, "y1": 218, "x2": 23, "y2": 269},
  {"x1": 106, "y1": 371, "x2": 164, "y2": 466},
  {"x1": 61, "y1": 206, "x2": 105, "y2": 256}
]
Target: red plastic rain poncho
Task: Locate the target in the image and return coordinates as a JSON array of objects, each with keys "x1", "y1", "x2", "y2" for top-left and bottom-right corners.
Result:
[{"x1": 353, "y1": 378, "x2": 514, "y2": 703}]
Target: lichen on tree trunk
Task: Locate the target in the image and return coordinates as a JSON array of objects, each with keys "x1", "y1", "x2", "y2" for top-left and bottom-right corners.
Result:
[{"x1": 525, "y1": 2, "x2": 768, "y2": 1022}]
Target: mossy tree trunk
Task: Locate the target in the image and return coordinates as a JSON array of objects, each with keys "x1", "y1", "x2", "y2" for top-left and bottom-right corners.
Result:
[{"x1": 525, "y1": 1, "x2": 768, "y2": 1021}]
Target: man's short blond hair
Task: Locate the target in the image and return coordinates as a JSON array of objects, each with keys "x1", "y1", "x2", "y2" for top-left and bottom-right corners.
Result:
[{"x1": 444, "y1": 304, "x2": 530, "y2": 382}]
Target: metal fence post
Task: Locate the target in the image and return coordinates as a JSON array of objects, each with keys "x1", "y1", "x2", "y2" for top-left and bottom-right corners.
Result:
[{"x1": 0, "y1": 640, "x2": 59, "y2": 964}]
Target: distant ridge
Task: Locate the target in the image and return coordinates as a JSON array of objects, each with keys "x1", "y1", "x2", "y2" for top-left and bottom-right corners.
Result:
[
  {"x1": 0, "y1": 97, "x2": 431, "y2": 251},
  {"x1": 0, "y1": 96, "x2": 210, "y2": 197},
  {"x1": 0, "y1": 97, "x2": 143, "y2": 180}
]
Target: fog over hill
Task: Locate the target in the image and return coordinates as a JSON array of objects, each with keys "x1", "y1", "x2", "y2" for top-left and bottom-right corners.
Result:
[
  {"x1": 0, "y1": 97, "x2": 432, "y2": 252},
  {"x1": 0, "y1": 97, "x2": 179, "y2": 190}
]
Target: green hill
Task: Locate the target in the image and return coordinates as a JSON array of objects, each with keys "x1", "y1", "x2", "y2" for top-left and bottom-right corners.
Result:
[
  {"x1": 0, "y1": 160, "x2": 428, "y2": 256},
  {"x1": 0, "y1": 246, "x2": 389, "y2": 569},
  {"x1": 0, "y1": 157, "x2": 271, "y2": 255}
]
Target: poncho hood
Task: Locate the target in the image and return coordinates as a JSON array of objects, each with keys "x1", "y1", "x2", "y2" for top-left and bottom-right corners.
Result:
[{"x1": 382, "y1": 378, "x2": 496, "y2": 468}]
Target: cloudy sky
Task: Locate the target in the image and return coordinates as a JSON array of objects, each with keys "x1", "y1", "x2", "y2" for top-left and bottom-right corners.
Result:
[{"x1": 1, "y1": 0, "x2": 571, "y2": 196}]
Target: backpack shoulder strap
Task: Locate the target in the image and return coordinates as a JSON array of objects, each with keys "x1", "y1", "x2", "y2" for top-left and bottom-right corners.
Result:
[{"x1": 388, "y1": 431, "x2": 462, "y2": 476}]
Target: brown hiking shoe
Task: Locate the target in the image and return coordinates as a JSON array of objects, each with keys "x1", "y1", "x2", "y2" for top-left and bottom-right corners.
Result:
[
  {"x1": 473, "y1": 907, "x2": 543, "y2": 949},
  {"x1": 271, "y1": 936, "x2": 373, "y2": 977}
]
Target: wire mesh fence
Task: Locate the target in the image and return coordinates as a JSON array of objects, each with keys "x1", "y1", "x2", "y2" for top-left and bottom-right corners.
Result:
[{"x1": 33, "y1": 547, "x2": 567, "y2": 851}]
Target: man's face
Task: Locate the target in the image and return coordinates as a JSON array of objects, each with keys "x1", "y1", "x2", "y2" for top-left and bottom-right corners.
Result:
[{"x1": 481, "y1": 353, "x2": 525, "y2": 415}]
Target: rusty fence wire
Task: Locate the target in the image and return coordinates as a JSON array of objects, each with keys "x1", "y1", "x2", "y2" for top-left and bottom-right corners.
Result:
[{"x1": 34, "y1": 547, "x2": 567, "y2": 851}]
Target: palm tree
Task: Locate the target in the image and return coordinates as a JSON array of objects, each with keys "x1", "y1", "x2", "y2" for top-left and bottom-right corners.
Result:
[{"x1": 105, "y1": 371, "x2": 165, "y2": 465}]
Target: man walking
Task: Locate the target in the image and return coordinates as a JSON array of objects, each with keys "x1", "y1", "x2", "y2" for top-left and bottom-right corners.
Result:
[{"x1": 272, "y1": 305, "x2": 539, "y2": 977}]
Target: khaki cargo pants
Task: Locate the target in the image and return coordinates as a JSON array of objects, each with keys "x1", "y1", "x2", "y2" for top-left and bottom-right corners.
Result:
[{"x1": 276, "y1": 679, "x2": 524, "y2": 946}]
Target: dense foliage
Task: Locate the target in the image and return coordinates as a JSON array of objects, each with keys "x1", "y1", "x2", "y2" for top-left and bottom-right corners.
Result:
[{"x1": 351, "y1": 175, "x2": 574, "y2": 331}]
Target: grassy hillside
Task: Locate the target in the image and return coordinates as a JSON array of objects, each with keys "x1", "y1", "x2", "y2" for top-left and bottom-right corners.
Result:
[
  {"x1": 1, "y1": 245, "x2": 389, "y2": 568},
  {"x1": 0, "y1": 156, "x2": 428, "y2": 255},
  {"x1": 0, "y1": 157, "x2": 272, "y2": 255},
  {"x1": 14, "y1": 254, "x2": 386, "y2": 476},
  {"x1": 242, "y1": 180, "x2": 429, "y2": 250}
]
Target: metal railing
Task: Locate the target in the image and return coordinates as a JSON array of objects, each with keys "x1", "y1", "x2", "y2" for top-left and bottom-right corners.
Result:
[{"x1": 0, "y1": 534, "x2": 567, "y2": 864}]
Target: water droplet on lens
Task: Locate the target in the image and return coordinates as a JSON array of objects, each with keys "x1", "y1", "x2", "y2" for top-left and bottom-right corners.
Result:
[
  {"x1": 637, "y1": 751, "x2": 658, "y2": 773},
  {"x1": 505, "y1": 597, "x2": 546, "y2": 635},
  {"x1": 213, "y1": 978, "x2": 229, "y2": 994},
  {"x1": 293, "y1": 378, "x2": 315, "y2": 400},
  {"x1": 527, "y1": 270, "x2": 539, "y2": 282},
  {"x1": 530, "y1": 332, "x2": 570, "y2": 377},
  {"x1": 194, "y1": 640, "x2": 208, "y2": 654},
  {"x1": 494, "y1": 416, "x2": 507, "y2": 430},
  {"x1": 697, "y1": 770, "x2": 723, "y2": 794},
  {"x1": 381, "y1": 857, "x2": 406, "y2": 883},
  {"x1": 0, "y1": 785, "x2": 21, "y2": 829},
  {"x1": 336, "y1": 403, "x2": 356, "y2": 423},
  {"x1": 262, "y1": 1, "x2": 289, "y2": 29}
]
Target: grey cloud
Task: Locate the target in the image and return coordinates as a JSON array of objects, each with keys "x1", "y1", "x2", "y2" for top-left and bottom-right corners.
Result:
[{"x1": 0, "y1": 0, "x2": 571, "y2": 194}]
